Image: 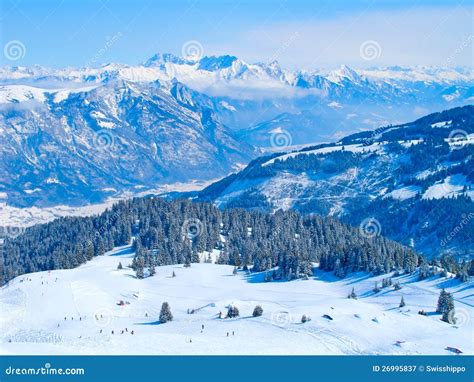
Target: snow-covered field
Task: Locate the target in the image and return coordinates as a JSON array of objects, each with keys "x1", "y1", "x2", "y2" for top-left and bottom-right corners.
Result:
[{"x1": 0, "y1": 244, "x2": 472, "y2": 355}]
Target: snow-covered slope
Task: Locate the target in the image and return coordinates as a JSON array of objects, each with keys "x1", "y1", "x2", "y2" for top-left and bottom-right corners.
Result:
[{"x1": 0, "y1": 243, "x2": 471, "y2": 355}]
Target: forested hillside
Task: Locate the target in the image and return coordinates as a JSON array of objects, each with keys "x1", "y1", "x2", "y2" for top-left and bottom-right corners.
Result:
[
  {"x1": 194, "y1": 106, "x2": 474, "y2": 257},
  {"x1": 1, "y1": 198, "x2": 420, "y2": 285}
]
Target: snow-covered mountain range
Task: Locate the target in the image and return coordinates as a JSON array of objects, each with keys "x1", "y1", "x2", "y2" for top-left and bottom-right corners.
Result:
[
  {"x1": 2, "y1": 53, "x2": 473, "y2": 143},
  {"x1": 0, "y1": 79, "x2": 254, "y2": 207},
  {"x1": 193, "y1": 106, "x2": 474, "y2": 258},
  {"x1": 1, "y1": 54, "x2": 473, "y2": 207}
]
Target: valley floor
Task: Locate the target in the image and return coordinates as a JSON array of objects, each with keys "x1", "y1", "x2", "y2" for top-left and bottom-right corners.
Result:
[{"x1": 0, "y1": 244, "x2": 472, "y2": 355}]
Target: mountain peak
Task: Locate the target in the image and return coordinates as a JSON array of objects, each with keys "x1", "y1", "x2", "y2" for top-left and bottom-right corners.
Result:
[
  {"x1": 197, "y1": 55, "x2": 238, "y2": 71},
  {"x1": 338, "y1": 64, "x2": 361, "y2": 81},
  {"x1": 143, "y1": 53, "x2": 194, "y2": 67}
]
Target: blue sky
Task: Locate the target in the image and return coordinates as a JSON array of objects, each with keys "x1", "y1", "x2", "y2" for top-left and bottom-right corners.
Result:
[{"x1": 1, "y1": 0, "x2": 472, "y2": 69}]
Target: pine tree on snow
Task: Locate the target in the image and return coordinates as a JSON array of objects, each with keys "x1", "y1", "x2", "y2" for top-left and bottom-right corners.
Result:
[
  {"x1": 253, "y1": 305, "x2": 263, "y2": 317},
  {"x1": 159, "y1": 302, "x2": 173, "y2": 323},
  {"x1": 373, "y1": 281, "x2": 381, "y2": 293},
  {"x1": 399, "y1": 296, "x2": 406, "y2": 308},
  {"x1": 348, "y1": 287, "x2": 357, "y2": 299},
  {"x1": 134, "y1": 255, "x2": 145, "y2": 279},
  {"x1": 436, "y1": 289, "x2": 448, "y2": 313},
  {"x1": 227, "y1": 305, "x2": 240, "y2": 318},
  {"x1": 441, "y1": 292, "x2": 455, "y2": 324}
]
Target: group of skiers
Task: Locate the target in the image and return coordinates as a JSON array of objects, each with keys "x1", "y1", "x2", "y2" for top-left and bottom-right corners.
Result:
[
  {"x1": 107, "y1": 328, "x2": 134, "y2": 335},
  {"x1": 188, "y1": 324, "x2": 236, "y2": 343},
  {"x1": 63, "y1": 316, "x2": 84, "y2": 321}
]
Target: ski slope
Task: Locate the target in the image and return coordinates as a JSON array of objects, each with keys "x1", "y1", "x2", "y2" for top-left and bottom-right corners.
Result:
[{"x1": 0, "y1": 244, "x2": 472, "y2": 355}]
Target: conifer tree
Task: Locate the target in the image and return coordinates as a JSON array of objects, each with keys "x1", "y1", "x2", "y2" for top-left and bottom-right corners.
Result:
[
  {"x1": 253, "y1": 305, "x2": 263, "y2": 317},
  {"x1": 227, "y1": 305, "x2": 239, "y2": 318},
  {"x1": 159, "y1": 302, "x2": 173, "y2": 323},
  {"x1": 441, "y1": 292, "x2": 455, "y2": 323},
  {"x1": 399, "y1": 296, "x2": 405, "y2": 308},
  {"x1": 149, "y1": 265, "x2": 156, "y2": 277},
  {"x1": 436, "y1": 289, "x2": 448, "y2": 313},
  {"x1": 348, "y1": 287, "x2": 357, "y2": 299},
  {"x1": 373, "y1": 281, "x2": 380, "y2": 293}
]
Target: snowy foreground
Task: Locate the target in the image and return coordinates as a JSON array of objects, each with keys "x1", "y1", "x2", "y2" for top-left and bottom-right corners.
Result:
[{"x1": 0, "y1": 244, "x2": 472, "y2": 355}]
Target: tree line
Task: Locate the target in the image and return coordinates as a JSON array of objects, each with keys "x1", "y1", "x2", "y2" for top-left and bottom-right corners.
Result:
[{"x1": 1, "y1": 197, "x2": 422, "y2": 285}]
